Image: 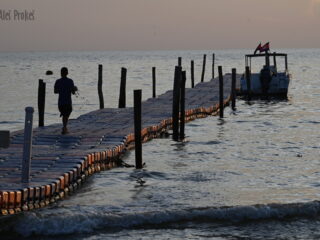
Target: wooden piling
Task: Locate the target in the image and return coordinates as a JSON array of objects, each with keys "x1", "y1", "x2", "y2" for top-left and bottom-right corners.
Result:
[
  {"x1": 119, "y1": 67, "x2": 127, "y2": 108},
  {"x1": 178, "y1": 57, "x2": 182, "y2": 67},
  {"x1": 231, "y1": 68, "x2": 236, "y2": 111},
  {"x1": 191, "y1": 60, "x2": 195, "y2": 88},
  {"x1": 218, "y1": 66, "x2": 224, "y2": 118},
  {"x1": 152, "y1": 67, "x2": 156, "y2": 98},
  {"x1": 134, "y1": 89, "x2": 143, "y2": 169},
  {"x1": 201, "y1": 54, "x2": 206, "y2": 82},
  {"x1": 180, "y1": 71, "x2": 186, "y2": 140},
  {"x1": 245, "y1": 66, "x2": 251, "y2": 100},
  {"x1": 38, "y1": 79, "x2": 46, "y2": 127},
  {"x1": 98, "y1": 64, "x2": 104, "y2": 109},
  {"x1": 172, "y1": 66, "x2": 182, "y2": 141},
  {"x1": 0, "y1": 131, "x2": 10, "y2": 148},
  {"x1": 22, "y1": 107, "x2": 34, "y2": 183},
  {"x1": 212, "y1": 53, "x2": 215, "y2": 79}
]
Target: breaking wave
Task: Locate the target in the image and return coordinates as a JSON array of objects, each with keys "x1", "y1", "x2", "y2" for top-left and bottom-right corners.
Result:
[{"x1": 2, "y1": 201, "x2": 320, "y2": 237}]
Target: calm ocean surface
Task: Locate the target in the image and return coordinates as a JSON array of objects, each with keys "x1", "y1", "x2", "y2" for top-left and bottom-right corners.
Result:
[{"x1": 0, "y1": 49, "x2": 320, "y2": 239}]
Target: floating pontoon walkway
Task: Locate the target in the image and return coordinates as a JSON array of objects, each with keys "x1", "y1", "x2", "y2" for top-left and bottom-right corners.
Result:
[{"x1": 0, "y1": 75, "x2": 240, "y2": 215}]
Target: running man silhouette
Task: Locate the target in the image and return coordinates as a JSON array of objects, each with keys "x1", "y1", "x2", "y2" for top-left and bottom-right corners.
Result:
[{"x1": 54, "y1": 67, "x2": 77, "y2": 134}]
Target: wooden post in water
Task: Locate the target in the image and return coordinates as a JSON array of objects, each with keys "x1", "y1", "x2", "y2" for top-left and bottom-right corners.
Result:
[
  {"x1": 178, "y1": 57, "x2": 182, "y2": 67},
  {"x1": 212, "y1": 53, "x2": 215, "y2": 79},
  {"x1": 119, "y1": 67, "x2": 127, "y2": 108},
  {"x1": 191, "y1": 60, "x2": 195, "y2": 88},
  {"x1": 231, "y1": 68, "x2": 237, "y2": 111},
  {"x1": 22, "y1": 107, "x2": 34, "y2": 183},
  {"x1": 38, "y1": 79, "x2": 46, "y2": 127},
  {"x1": 134, "y1": 89, "x2": 143, "y2": 169},
  {"x1": 201, "y1": 54, "x2": 206, "y2": 82},
  {"x1": 180, "y1": 71, "x2": 186, "y2": 140},
  {"x1": 218, "y1": 66, "x2": 224, "y2": 118},
  {"x1": 152, "y1": 67, "x2": 156, "y2": 98},
  {"x1": 0, "y1": 131, "x2": 10, "y2": 148},
  {"x1": 245, "y1": 66, "x2": 251, "y2": 100},
  {"x1": 172, "y1": 66, "x2": 182, "y2": 141},
  {"x1": 98, "y1": 64, "x2": 104, "y2": 109}
]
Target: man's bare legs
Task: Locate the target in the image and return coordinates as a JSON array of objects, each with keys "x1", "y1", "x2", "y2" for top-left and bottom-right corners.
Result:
[{"x1": 62, "y1": 115, "x2": 69, "y2": 134}]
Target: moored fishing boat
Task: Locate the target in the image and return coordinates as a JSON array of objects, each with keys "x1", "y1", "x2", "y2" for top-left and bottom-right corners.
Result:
[{"x1": 240, "y1": 43, "x2": 291, "y2": 97}]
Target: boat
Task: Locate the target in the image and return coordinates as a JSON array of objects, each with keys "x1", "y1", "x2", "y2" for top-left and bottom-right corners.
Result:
[{"x1": 240, "y1": 52, "x2": 291, "y2": 97}]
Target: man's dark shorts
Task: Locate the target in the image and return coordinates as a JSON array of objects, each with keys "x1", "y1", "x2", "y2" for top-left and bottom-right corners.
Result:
[{"x1": 58, "y1": 104, "x2": 72, "y2": 117}]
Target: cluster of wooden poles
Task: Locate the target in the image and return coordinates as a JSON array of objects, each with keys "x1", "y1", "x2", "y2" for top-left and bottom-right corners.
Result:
[
  {"x1": 9, "y1": 53, "x2": 240, "y2": 177},
  {"x1": 0, "y1": 53, "x2": 242, "y2": 214},
  {"x1": 37, "y1": 54, "x2": 216, "y2": 128}
]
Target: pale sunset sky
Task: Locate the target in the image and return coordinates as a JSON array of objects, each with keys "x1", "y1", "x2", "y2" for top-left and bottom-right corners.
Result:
[{"x1": 0, "y1": 0, "x2": 320, "y2": 52}]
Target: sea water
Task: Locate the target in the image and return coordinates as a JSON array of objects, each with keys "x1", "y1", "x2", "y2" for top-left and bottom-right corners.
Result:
[{"x1": 0, "y1": 49, "x2": 320, "y2": 239}]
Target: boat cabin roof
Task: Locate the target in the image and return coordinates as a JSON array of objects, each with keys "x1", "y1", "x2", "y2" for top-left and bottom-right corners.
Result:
[
  {"x1": 245, "y1": 52, "x2": 288, "y2": 71},
  {"x1": 245, "y1": 52, "x2": 287, "y2": 58}
]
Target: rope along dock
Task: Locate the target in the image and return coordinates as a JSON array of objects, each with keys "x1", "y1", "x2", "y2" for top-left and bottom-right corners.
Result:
[{"x1": 0, "y1": 74, "x2": 240, "y2": 215}]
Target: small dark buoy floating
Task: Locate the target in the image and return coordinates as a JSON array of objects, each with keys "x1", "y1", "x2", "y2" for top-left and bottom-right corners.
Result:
[{"x1": 46, "y1": 70, "x2": 53, "y2": 75}]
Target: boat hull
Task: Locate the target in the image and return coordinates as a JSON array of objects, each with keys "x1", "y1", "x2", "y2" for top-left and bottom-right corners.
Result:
[{"x1": 240, "y1": 72, "x2": 290, "y2": 96}]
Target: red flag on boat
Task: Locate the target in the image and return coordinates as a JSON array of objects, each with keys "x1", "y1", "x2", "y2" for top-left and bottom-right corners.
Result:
[
  {"x1": 254, "y1": 42, "x2": 270, "y2": 54},
  {"x1": 260, "y1": 42, "x2": 270, "y2": 53},
  {"x1": 254, "y1": 43, "x2": 262, "y2": 55}
]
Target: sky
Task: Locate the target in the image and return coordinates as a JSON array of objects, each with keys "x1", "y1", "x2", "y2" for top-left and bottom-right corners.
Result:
[{"x1": 0, "y1": 0, "x2": 320, "y2": 52}]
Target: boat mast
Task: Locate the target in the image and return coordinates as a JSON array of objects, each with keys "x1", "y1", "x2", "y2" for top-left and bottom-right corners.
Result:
[
  {"x1": 285, "y1": 54, "x2": 288, "y2": 71},
  {"x1": 273, "y1": 52, "x2": 277, "y2": 70},
  {"x1": 265, "y1": 52, "x2": 270, "y2": 68}
]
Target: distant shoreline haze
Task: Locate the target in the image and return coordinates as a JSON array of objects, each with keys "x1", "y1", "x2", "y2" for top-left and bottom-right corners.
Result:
[{"x1": 0, "y1": 0, "x2": 320, "y2": 52}]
